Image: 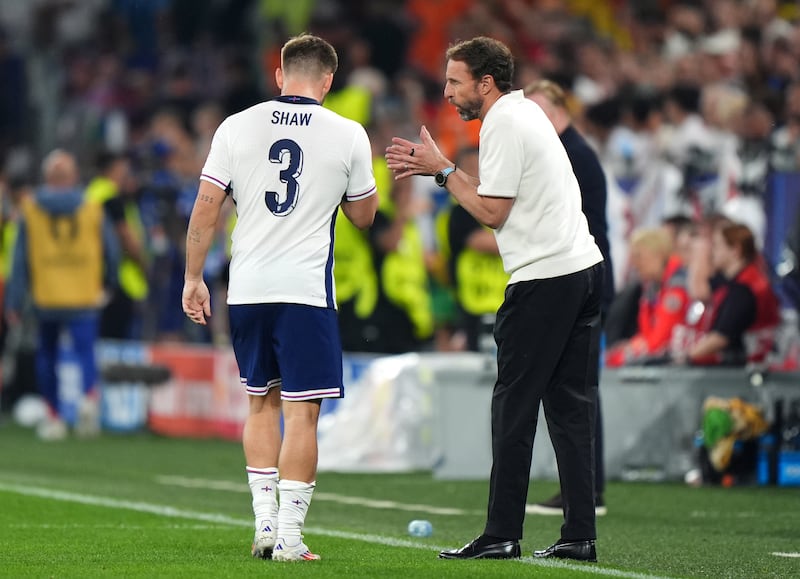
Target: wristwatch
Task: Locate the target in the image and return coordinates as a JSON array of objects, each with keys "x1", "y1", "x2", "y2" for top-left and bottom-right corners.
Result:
[{"x1": 434, "y1": 166, "x2": 456, "y2": 188}]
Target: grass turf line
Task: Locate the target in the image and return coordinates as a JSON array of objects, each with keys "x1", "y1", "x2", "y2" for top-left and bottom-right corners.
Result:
[
  {"x1": 0, "y1": 422, "x2": 797, "y2": 578},
  {"x1": 0, "y1": 483, "x2": 672, "y2": 579}
]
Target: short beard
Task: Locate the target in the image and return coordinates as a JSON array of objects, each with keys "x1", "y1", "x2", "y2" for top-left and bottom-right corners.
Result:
[{"x1": 454, "y1": 94, "x2": 483, "y2": 121}]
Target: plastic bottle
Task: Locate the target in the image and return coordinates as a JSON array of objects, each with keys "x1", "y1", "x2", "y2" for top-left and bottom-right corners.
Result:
[{"x1": 407, "y1": 519, "x2": 433, "y2": 537}]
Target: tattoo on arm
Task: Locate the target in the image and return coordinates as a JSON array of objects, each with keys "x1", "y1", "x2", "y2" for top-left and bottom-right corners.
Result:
[
  {"x1": 198, "y1": 193, "x2": 215, "y2": 204},
  {"x1": 188, "y1": 227, "x2": 202, "y2": 244}
]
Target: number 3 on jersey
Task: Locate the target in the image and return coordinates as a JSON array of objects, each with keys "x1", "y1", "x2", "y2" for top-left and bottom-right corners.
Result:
[{"x1": 265, "y1": 139, "x2": 303, "y2": 216}]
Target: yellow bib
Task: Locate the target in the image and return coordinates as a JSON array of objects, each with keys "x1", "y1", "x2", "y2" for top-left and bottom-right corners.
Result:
[{"x1": 22, "y1": 197, "x2": 104, "y2": 308}]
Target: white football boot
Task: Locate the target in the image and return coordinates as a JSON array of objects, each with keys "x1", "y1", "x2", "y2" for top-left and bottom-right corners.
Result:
[
  {"x1": 272, "y1": 536, "x2": 320, "y2": 561},
  {"x1": 251, "y1": 519, "x2": 276, "y2": 559}
]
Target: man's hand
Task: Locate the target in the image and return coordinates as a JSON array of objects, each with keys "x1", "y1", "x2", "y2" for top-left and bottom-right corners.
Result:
[
  {"x1": 385, "y1": 126, "x2": 450, "y2": 179},
  {"x1": 182, "y1": 278, "x2": 211, "y2": 325}
]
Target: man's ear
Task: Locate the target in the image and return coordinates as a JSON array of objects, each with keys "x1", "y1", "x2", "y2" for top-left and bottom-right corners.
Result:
[
  {"x1": 275, "y1": 68, "x2": 284, "y2": 90},
  {"x1": 480, "y1": 75, "x2": 494, "y2": 95},
  {"x1": 321, "y1": 72, "x2": 333, "y2": 96}
]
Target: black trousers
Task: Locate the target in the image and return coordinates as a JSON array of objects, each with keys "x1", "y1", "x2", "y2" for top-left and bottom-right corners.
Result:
[{"x1": 484, "y1": 262, "x2": 602, "y2": 541}]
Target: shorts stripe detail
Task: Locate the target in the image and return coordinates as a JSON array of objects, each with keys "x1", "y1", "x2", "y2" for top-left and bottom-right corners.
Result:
[
  {"x1": 281, "y1": 387, "x2": 342, "y2": 401},
  {"x1": 243, "y1": 378, "x2": 282, "y2": 396}
]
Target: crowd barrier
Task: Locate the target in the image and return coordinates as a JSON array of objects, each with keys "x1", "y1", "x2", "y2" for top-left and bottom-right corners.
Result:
[
  {"x1": 53, "y1": 342, "x2": 799, "y2": 483},
  {"x1": 426, "y1": 357, "x2": 800, "y2": 482}
]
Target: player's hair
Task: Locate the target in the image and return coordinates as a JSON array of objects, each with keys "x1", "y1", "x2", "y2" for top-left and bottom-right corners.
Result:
[
  {"x1": 281, "y1": 34, "x2": 338, "y2": 78},
  {"x1": 720, "y1": 223, "x2": 757, "y2": 264},
  {"x1": 446, "y1": 37, "x2": 514, "y2": 93},
  {"x1": 523, "y1": 79, "x2": 567, "y2": 108}
]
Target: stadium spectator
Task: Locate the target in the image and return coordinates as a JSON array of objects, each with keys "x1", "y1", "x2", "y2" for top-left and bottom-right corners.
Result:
[
  {"x1": 675, "y1": 222, "x2": 781, "y2": 365},
  {"x1": 5, "y1": 149, "x2": 119, "y2": 440},
  {"x1": 605, "y1": 213, "x2": 696, "y2": 348},
  {"x1": 333, "y1": 200, "x2": 379, "y2": 352},
  {"x1": 387, "y1": 36, "x2": 603, "y2": 563},
  {"x1": 181, "y1": 34, "x2": 378, "y2": 561},
  {"x1": 365, "y1": 172, "x2": 434, "y2": 353},
  {"x1": 605, "y1": 226, "x2": 690, "y2": 367},
  {"x1": 85, "y1": 150, "x2": 149, "y2": 340},
  {"x1": 662, "y1": 83, "x2": 723, "y2": 219},
  {"x1": 733, "y1": 100, "x2": 775, "y2": 202},
  {"x1": 141, "y1": 110, "x2": 199, "y2": 342},
  {"x1": 0, "y1": 0, "x2": 799, "y2": 350}
]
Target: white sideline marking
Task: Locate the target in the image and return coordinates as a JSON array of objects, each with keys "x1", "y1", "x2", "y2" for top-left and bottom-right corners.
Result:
[
  {"x1": 8, "y1": 523, "x2": 231, "y2": 530},
  {"x1": 0, "y1": 481, "x2": 675, "y2": 579},
  {"x1": 771, "y1": 552, "x2": 800, "y2": 558},
  {"x1": 156, "y1": 474, "x2": 482, "y2": 516}
]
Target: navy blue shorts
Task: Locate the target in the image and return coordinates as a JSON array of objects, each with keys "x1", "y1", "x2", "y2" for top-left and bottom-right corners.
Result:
[{"x1": 228, "y1": 303, "x2": 344, "y2": 401}]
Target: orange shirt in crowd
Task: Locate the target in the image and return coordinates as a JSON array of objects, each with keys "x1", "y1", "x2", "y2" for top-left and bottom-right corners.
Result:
[
  {"x1": 406, "y1": 0, "x2": 472, "y2": 80},
  {"x1": 606, "y1": 255, "x2": 690, "y2": 366}
]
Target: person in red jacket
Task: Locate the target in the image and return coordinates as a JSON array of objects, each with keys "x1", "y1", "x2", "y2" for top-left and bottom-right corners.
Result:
[
  {"x1": 683, "y1": 223, "x2": 780, "y2": 365},
  {"x1": 606, "y1": 227, "x2": 690, "y2": 366}
]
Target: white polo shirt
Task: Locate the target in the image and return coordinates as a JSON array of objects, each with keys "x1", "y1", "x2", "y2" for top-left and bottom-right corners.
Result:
[
  {"x1": 478, "y1": 90, "x2": 602, "y2": 283},
  {"x1": 201, "y1": 96, "x2": 376, "y2": 308}
]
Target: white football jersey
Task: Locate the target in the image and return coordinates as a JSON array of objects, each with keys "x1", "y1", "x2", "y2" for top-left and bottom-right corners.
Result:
[{"x1": 200, "y1": 96, "x2": 376, "y2": 308}]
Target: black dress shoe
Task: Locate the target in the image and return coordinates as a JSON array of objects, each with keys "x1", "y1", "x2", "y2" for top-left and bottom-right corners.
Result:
[
  {"x1": 533, "y1": 539, "x2": 597, "y2": 562},
  {"x1": 439, "y1": 537, "x2": 521, "y2": 559}
]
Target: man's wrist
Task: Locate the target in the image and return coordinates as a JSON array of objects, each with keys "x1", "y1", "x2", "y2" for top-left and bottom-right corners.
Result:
[{"x1": 434, "y1": 165, "x2": 457, "y2": 187}]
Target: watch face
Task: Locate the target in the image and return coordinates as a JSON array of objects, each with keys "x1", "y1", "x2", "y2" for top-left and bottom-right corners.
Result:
[{"x1": 435, "y1": 168, "x2": 452, "y2": 187}]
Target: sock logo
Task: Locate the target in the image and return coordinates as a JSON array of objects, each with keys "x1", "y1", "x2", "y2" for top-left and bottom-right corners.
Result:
[
  {"x1": 261, "y1": 485, "x2": 273, "y2": 492},
  {"x1": 292, "y1": 499, "x2": 303, "y2": 506},
  {"x1": 262, "y1": 524, "x2": 272, "y2": 532}
]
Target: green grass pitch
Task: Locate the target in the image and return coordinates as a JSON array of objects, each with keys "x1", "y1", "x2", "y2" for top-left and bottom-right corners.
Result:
[{"x1": 0, "y1": 421, "x2": 797, "y2": 578}]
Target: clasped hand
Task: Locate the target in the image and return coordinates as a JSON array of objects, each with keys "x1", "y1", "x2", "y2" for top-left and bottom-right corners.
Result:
[{"x1": 385, "y1": 126, "x2": 449, "y2": 179}]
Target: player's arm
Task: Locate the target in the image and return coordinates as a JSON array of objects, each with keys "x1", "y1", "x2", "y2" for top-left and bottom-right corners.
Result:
[
  {"x1": 185, "y1": 180, "x2": 227, "y2": 281},
  {"x1": 341, "y1": 192, "x2": 378, "y2": 230}
]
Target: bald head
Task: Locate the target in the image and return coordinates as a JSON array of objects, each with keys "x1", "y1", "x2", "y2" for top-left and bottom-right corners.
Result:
[{"x1": 42, "y1": 149, "x2": 79, "y2": 189}]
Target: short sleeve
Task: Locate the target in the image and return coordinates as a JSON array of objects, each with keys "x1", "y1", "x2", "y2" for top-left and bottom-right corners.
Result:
[
  {"x1": 477, "y1": 115, "x2": 522, "y2": 199},
  {"x1": 200, "y1": 119, "x2": 232, "y2": 192},
  {"x1": 345, "y1": 125, "x2": 377, "y2": 202}
]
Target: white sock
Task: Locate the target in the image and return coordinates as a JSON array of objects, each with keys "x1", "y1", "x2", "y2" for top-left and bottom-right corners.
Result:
[
  {"x1": 246, "y1": 466, "x2": 279, "y2": 533},
  {"x1": 277, "y1": 479, "x2": 315, "y2": 545}
]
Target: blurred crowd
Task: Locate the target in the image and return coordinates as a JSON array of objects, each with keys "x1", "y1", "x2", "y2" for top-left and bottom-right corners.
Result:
[{"x1": 1, "y1": 0, "x2": 799, "y2": 370}]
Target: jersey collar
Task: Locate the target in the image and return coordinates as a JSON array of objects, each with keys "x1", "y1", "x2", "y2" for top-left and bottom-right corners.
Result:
[{"x1": 273, "y1": 95, "x2": 320, "y2": 105}]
